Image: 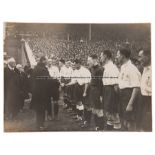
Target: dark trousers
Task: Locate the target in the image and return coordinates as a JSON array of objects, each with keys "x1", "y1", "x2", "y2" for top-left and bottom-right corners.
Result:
[
  {"x1": 54, "y1": 101, "x2": 59, "y2": 116},
  {"x1": 46, "y1": 100, "x2": 59, "y2": 117},
  {"x1": 5, "y1": 95, "x2": 20, "y2": 119},
  {"x1": 19, "y1": 96, "x2": 25, "y2": 110},
  {"x1": 140, "y1": 96, "x2": 152, "y2": 131},
  {"x1": 84, "y1": 109, "x2": 92, "y2": 124},
  {"x1": 46, "y1": 102, "x2": 52, "y2": 115},
  {"x1": 94, "y1": 114, "x2": 105, "y2": 130},
  {"x1": 36, "y1": 107, "x2": 45, "y2": 127}
]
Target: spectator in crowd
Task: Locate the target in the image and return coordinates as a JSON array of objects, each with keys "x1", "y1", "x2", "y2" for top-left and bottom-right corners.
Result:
[{"x1": 24, "y1": 32, "x2": 149, "y2": 68}]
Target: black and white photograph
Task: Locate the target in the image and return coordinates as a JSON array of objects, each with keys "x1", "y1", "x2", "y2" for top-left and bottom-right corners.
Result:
[
  {"x1": 4, "y1": 23, "x2": 152, "y2": 132},
  {"x1": 1, "y1": 0, "x2": 155, "y2": 155}
]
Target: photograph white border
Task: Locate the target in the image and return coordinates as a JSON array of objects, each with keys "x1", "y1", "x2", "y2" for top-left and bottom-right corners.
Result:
[{"x1": 0, "y1": 0, "x2": 155, "y2": 155}]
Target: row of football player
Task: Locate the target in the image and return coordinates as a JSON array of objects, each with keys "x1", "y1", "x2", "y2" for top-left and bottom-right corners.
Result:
[{"x1": 47, "y1": 48, "x2": 151, "y2": 131}]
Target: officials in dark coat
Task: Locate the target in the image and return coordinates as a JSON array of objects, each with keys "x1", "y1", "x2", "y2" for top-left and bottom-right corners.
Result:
[
  {"x1": 15, "y1": 64, "x2": 29, "y2": 112},
  {"x1": 24, "y1": 64, "x2": 34, "y2": 94},
  {"x1": 31, "y1": 56, "x2": 51, "y2": 130},
  {"x1": 4, "y1": 58, "x2": 20, "y2": 120}
]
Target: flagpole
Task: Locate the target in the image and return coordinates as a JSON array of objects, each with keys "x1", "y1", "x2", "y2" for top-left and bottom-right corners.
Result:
[{"x1": 89, "y1": 24, "x2": 91, "y2": 41}]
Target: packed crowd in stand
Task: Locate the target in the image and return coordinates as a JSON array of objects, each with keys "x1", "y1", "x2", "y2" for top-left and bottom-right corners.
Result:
[
  {"x1": 4, "y1": 31, "x2": 151, "y2": 132},
  {"x1": 26, "y1": 36, "x2": 149, "y2": 67}
]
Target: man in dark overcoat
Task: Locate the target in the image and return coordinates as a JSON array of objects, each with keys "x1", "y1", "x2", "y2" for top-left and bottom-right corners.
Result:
[
  {"x1": 4, "y1": 57, "x2": 20, "y2": 120},
  {"x1": 31, "y1": 56, "x2": 51, "y2": 130},
  {"x1": 15, "y1": 64, "x2": 29, "y2": 112}
]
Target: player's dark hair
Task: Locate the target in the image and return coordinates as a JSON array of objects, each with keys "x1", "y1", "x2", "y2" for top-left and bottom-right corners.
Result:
[
  {"x1": 74, "y1": 58, "x2": 81, "y2": 64},
  {"x1": 141, "y1": 49, "x2": 151, "y2": 63},
  {"x1": 40, "y1": 56, "x2": 46, "y2": 63},
  {"x1": 142, "y1": 49, "x2": 151, "y2": 57},
  {"x1": 103, "y1": 50, "x2": 112, "y2": 59},
  {"x1": 119, "y1": 48, "x2": 131, "y2": 59},
  {"x1": 59, "y1": 59, "x2": 65, "y2": 64},
  {"x1": 90, "y1": 54, "x2": 98, "y2": 59}
]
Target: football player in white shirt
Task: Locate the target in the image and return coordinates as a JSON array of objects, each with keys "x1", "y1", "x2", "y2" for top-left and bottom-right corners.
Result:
[
  {"x1": 117, "y1": 48, "x2": 141, "y2": 131},
  {"x1": 59, "y1": 59, "x2": 67, "y2": 106},
  {"x1": 138, "y1": 49, "x2": 152, "y2": 131},
  {"x1": 63, "y1": 61, "x2": 73, "y2": 110},
  {"x1": 101, "y1": 50, "x2": 121, "y2": 130},
  {"x1": 67, "y1": 63, "x2": 78, "y2": 117},
  {"x1": 59, "y1": 59, "x2": 67, "y2": 84},
  {"x1": 47, "y1": 59, "x2": 60, "y2": 120},
  {"x1": 65, "y1": 61, "x2": 73, "y2": 77},
  {"x1": 66, "y1": 59, "x2": 91, "y2": 122},
  {"x1": 48, "y1": 59, "x2": 60, "y2": 79}
]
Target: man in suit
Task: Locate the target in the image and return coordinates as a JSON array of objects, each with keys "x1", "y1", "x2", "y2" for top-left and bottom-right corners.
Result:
[
  {"x1": 15, "y1": 64, "x2": 29, "y2": 112},
  {"x1": 31, "y1": 56, "x2": 50, "y2": 130},
  {"x1": 4, "y1": 57, "x2": 20, "y2": 120}
]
